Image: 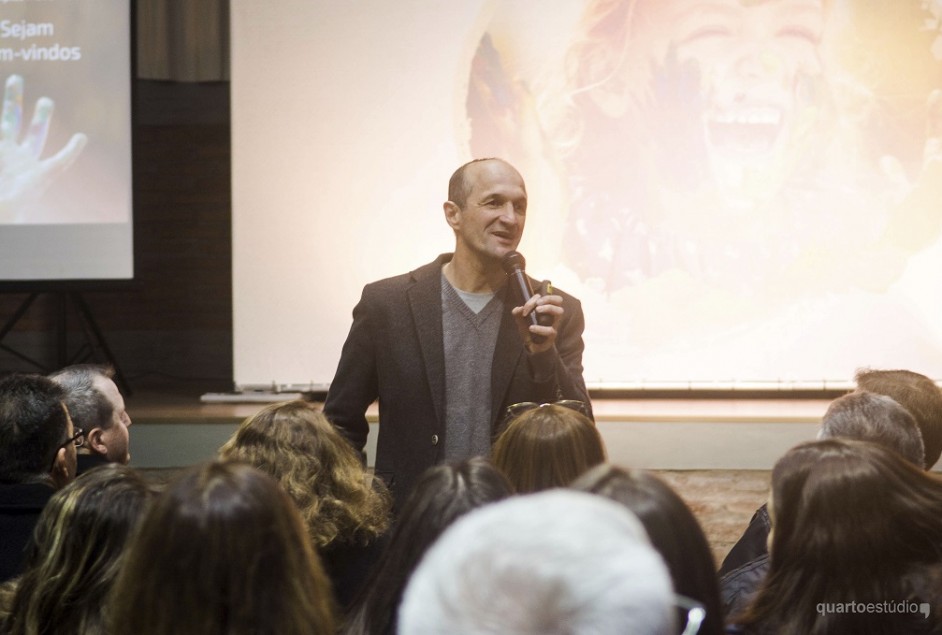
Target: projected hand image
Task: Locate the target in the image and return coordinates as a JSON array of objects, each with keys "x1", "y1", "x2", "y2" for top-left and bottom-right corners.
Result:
[{"x1": 0, "y1": 74, "x2": 87, "y2": 223}]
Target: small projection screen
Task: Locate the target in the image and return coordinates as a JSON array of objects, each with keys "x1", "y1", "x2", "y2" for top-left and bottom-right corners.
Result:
[
  {"x1": 232, "y1": 0, "x2": 942, "y2": 390},
  {"x1": 0, "y1": 0, "x2": 133, "y2": 281}
]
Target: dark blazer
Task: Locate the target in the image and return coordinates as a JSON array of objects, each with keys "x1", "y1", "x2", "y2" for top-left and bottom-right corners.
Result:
[
  {"x1": 75, "y1": 452, "x2": 113, "y2": 477},
  {"x1": 720, "y1": 553, "x2": 770, "y2": 620},
  {"x1": 324, "y1": 254, "x2": 590, "y2": 508},
  {"x1": 718, "y1": 503, "x2": 771, "y2": 577},
  {"x1": 0, "y1": 482, "x2": 56, "y2": 583}
]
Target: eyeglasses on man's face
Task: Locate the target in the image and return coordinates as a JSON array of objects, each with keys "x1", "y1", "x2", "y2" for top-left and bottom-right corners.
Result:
[
  {"x1": 49, "y1": 427, "x2": 84, "y2": 471},
  {"x1": 59, "y1": 427, "x2": 85, "y2": 450}
]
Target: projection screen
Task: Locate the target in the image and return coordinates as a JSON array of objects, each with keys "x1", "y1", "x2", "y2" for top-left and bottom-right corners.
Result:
[
  {"x1": 232, "y1": 0, "x2": 942, "y2": 390},
  {"x1": 0, "y1": 0, "x2": 133, "y2": 281}
]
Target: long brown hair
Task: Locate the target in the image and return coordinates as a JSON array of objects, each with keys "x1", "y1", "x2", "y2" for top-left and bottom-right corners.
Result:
[
  {"x1": 219, "y1": 400, "x2": 389, "y2": 548},
  {"x1": 343, "y1": 458, "x2": 512, "y2": 635},
  {"x1": 572, "y1": 464, "x2": 725, "y2": 635},
  {"x1": 492, "y1": 404, "x2": 605, "y2": 493},
  {"x1": 4, "y1": 465, "x2": 155, "y2": 635},
  {"x1": 737, "y1": 438, "x2": 942, "y2": 634},
  {"x1": 109, "y1": 462, "x2": 335, "y2": 635}
]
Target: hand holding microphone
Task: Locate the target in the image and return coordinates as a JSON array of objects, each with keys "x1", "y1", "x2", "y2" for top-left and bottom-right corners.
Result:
[{"x1": 502, "y1": 251, "x2": 561, "y2": 348}]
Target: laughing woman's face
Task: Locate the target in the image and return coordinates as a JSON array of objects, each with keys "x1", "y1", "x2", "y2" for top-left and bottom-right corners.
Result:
[{"x1": 663, "y1": 0, "x2": 827, "y2": 206}]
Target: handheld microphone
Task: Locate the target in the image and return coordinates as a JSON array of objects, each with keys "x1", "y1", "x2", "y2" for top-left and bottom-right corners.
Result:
[{"x1": 501, "y1": 251, "x2": 553, "y2": 344}]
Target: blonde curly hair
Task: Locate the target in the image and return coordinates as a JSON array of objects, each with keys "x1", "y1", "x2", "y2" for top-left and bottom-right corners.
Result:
[{"x1": 219, "y1": 400, "x2": 390, "y2": 548}]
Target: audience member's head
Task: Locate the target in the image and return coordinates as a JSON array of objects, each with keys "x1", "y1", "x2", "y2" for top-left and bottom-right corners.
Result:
[
  {"x1": 344, "y1": 457, "x2": 512, "y2": 635},
  {"x1": 110, "y1": 461, "x2": 335, "y2": 635},
  {"x1": 855, "y1": 368, "x2": 942, "y2": 468},
  {"x1": 818, "y1": 390, "x2": 924, "y2": 466},
  {"x1": 49, "y1": 364, "x2": 132, "y2": 465},
  {"x1": 4, "y1": 465, "x2": 155, "y2": 635},
  {"x1": 0, "y1": 373, "x2": 75, "y2": 488},
  {"x1": 218, "y1": 400, "x2": 389, "y2": 549},
  {"x1": 737, "y1": 438, "x2": 942, "y2": 634},
  {"x1": 492, "y1": 403, "x2": 605, "y2": 493},
  {"x1": 399, "y1": 490, "x2": 675, "y2": 635},
  {"x1": 572, "y1": 464, "x2": 722, "y2": 635}
]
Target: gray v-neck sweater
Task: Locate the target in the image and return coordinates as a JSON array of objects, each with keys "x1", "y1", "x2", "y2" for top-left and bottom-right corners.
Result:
[{"x1": 441, "y1": 275, "x2": 503, "y2": 460}]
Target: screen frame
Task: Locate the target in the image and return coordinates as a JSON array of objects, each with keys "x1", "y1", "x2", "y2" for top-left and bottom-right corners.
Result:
[{"x1": 0, "y1": 0, "x2": 137, "y2": 290}]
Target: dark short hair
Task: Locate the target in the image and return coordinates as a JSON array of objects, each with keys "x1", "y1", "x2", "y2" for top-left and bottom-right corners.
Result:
[
  {"x1": 49, "y1": 364, "x2": 116, "y2": 432},
  {"x1": 0, "y1": 374, "x2": 69, "y2": 483}
]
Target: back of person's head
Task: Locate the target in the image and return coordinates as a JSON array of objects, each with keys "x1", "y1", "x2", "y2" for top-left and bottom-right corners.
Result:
[
  {"x1": 0, "y1": 373, "x2": 71, "y2": 485},
  {"x1": 770, "y1": 438, "x2": 942, "y2": 574},
  {"x1": 398, "y1": 490, "x2": 675, "y2": 635},
  {"x1": 48, "y1": 364, "x2": 115, "y2": 432},
  {"x1": 49, "y1": 364, "x2": 130, "y2": 465},
  {"x1": 571, "y1": 464, "x2": 724, "y2": 635},
  {"x1": 739, "y1": 438, "x2": 942, "y2": 634},
  {"x1": 855, "y1": 368, "x2": 942, "y2": 468},
  {"x1": 4, "y1": 465, "x2": 155, "y2": 635},
  {"x1": 492, "y1": 404, "x2": 605, "y2": 493},
  {"x1": 109, "y1": 461, "x2": 335, "y2": 635},
  {"x1": 819, "y1": 390, "x2": 925, "y2": 467},
  {"x1": 344, "y1": 457, "x2": 512, "y2": 635},
  {"x1": 218, "y1": 400, "x2": 389, "y2": 548}
]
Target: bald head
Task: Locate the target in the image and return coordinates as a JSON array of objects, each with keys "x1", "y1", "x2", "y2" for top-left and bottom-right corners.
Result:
[{"x1": 447, "y1": 158, "x2": 523, "y2": 209}]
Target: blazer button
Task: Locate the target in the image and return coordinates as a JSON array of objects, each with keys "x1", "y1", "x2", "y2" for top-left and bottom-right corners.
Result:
[{"x1": 431, "y1": 434, "x2": 439, "y2": 446}]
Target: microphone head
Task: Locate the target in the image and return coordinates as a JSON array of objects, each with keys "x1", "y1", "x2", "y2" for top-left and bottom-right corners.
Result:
[{"x1": 501, "y1": 251, "x2": 526, "y2": 274}]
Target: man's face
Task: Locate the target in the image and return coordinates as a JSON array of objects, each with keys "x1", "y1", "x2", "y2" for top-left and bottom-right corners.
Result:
[
  {"x1": 448, "y1": 160, "x2": 527, "y2": 265},
  {"x1": 92, "y1": 375, "x2": 131, "y2": 464}
]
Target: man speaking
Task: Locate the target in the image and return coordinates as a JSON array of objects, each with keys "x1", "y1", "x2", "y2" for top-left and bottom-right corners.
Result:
[{"x1": 324, "y1": 158, "x2": 590, "y2": 507}]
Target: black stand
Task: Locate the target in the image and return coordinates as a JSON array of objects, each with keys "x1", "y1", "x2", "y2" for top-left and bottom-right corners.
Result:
[{"x1": 0, "y1": 291, "x2": 132, "y2": 395}]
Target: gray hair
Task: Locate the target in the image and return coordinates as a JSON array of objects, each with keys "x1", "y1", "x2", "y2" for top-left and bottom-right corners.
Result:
[
  {"x1": 48, "y1": 365, "x2": 115, "y2": 431},
  {"x1": 398, "y1": 490, "x2": 675, "y2": 635},
  {"x1": 819, "y1": 391, "x2": 925, "y2": 467}
]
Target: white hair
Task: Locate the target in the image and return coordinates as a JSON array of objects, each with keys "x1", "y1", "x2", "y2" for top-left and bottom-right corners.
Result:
[{"x1": 398, "y1": 490, "x2": 675, "y2": 635}]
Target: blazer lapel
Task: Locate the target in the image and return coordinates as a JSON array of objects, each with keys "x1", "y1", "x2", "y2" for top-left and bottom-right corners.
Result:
[
  {"x1": 490, "y1": 285, "x2": 525, "y2": 427},
  {"x1": 408, "y1": 259, "x2": 447, "y2": 429}
]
